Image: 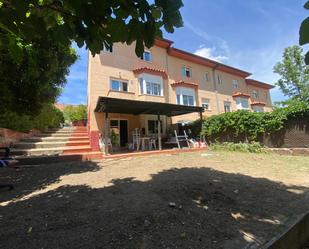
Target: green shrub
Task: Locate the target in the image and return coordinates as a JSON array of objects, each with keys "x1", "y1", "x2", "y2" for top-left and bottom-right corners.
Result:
[
  {"x1": 194, "y1": 100, "x2": 309, "y2": 143},
  {"x1": 0, "y1": 104, "x2": 64, "y2": 132},
  {"x1": 63, "y1": 105, "x2": 87, "y2": 122},
  {"x1": 210, "y1": 142, "x2": 266, "y2": 153}
]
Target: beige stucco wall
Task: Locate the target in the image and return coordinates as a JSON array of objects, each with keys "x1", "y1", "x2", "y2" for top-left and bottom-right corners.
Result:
[{"x1": 88, "y1": 42, "x2": 273, "y2": 132}]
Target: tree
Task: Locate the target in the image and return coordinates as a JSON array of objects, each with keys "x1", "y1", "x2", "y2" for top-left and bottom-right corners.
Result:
[
  {"x1": 63, "y1": 104, "x2": 87, "y2": 122},
  {"x1": 0, "y1": 0, "x2": 184, "y2": 59},
  {"x1": 0, "y1": 39, "x2": 77, "y2": 115},
  {"x1": 273, "y1": 45, "x2": 309, "y2": 102},
  {"x1": 300, "y1": 1, "x2": 309, "y2": 64}
]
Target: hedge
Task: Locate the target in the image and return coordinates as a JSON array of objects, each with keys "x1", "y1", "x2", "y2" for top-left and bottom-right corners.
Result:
[
  {"x1": 185, "y1": 100, "x2": 309, "y2": 143},
  {"x1": 0, "y1": 104, "x2": 64, "y2": 132}
]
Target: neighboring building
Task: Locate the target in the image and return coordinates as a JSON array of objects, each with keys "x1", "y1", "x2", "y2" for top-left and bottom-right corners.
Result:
[{"x1": 87, "y1": 38, "x2": 274, "y2": 151}]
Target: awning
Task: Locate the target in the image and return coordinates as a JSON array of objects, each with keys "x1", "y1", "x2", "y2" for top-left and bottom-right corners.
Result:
[{"x1": 95, "y1": 97, "x2": 204, "y2": 116}]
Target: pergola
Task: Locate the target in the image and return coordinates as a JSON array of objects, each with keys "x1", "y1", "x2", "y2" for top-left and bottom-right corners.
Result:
[{"x1": 95, "y1": 97, "x2": 204, "y2": 154}]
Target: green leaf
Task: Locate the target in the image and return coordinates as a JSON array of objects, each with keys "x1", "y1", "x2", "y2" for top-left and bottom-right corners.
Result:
[
  {"x1": 305, "y1": 52, "x2": 309, "y2": 65},
  {"x1": 304, "y1": 1, "x2": 309, "y2": 9},
  {"x1": 299, "y1": 17, "x2": 309, "y2": 45}
]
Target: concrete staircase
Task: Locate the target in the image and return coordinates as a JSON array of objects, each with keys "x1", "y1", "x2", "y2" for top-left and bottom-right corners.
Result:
[{"x1": 11, "y1": 127, "x2": 102, "y2": 164}]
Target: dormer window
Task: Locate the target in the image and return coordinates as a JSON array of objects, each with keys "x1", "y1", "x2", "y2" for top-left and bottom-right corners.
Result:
[
  {"x1": 176, "y1": 87, "x2": 196, "y2": 106},
  {"x1": 252, "y1": 90, "x2": 258, "y2": 99},
  {"x1": 182, "y1": 66, "x2": 191, "y2": 78},
  {"x1": 142, "y1": 51, "x2": 152, "y2": 62}
]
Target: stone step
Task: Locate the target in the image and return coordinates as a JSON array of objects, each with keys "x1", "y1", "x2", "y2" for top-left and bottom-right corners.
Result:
[
  {"x1": 10, "y1": 145, "x2": 92, "y2": 156},
  {"x1": 43, "y1": 129, "x2": 87, "y2": 134},
  {"x1": 13, "y1": 140, "x2": 90, "y2": 149},
  {"x1": 14, "y1": 151, "x2": 102, "y2": 165},
  {"x1": 35, "y1": 132, "x2": 88, "y2": 138},
  {"x1": 21, "y1": 136, "x2": 89, "y2": 142}
]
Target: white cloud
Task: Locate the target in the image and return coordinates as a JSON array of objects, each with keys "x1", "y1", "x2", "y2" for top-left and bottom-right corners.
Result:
[
  {"x1": 194, "y1": 46, "x2": 229, "y2": 62},
  {"x1": 185, "y1": 20, "x2": 230, "y2": 56}
]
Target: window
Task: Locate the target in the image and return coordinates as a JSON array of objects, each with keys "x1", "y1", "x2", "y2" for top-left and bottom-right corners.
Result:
[
  {"x1": 205, "y1": 72, "x2": 209, "y2": 81},
  {"x1": 110, "y1": 79, "x2": 128, "y2": 92},
  {"x1": 142, "y1": 51, "x2": 152, "y2": 62},
  {"x1": 139, "y1": 73, "x2": 163, "y2": 96},
  {"x1": 176, "y1": 87, "x2": 196, "y2": 106},
  {"x1": 182, "y1": 66, "x2": 191, "y2": 78},
  {"x1": 235, "y1": 97, "x2": 249, "y2": 110},
  {"x1": 148, "y1": 120, "x2": 163, "y2": 134},
  {"x1": 103, "y1": 44, "x2": 113, "y2": 53},
  {"x1": 146, "y1": 81, "x2": 161, "y2": 96},
  {"x1": 232, "y1": 80, "x2": 238, "y2": 89},
  {"x1": 224, "y1": 102, "x2": 231, "y2": 112},
  {"x1": 217, "y1": 74, "x2": 223, "y2": 85},
  {"x1": 252, "y1": 90, "x2": 258, "y2": 99},
  {"x1": 202, "y1": 99, "x2": 210, "y2": 110},
  {"x1": 183, "y1": 95, "x2": 194, "y2": 106},
  {"x1": 252, "y1": 106, "x2": 264, "y2": 113}
]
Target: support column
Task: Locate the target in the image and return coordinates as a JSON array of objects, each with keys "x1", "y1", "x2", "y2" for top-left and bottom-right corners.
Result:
[
  {"x1": 104, "y1": 112, "x2": 109, "y2": 155},
  {"x1": 157, "y1": 114, "x2": 162, "y2": 150},
  {"x1": 199, "y1": 111, "x2": 204, "y2": 142}
]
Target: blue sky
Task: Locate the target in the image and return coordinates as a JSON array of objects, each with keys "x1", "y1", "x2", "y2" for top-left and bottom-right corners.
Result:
[{"x1": 58, "y1": 0, "x2": 308, "y2": 104}]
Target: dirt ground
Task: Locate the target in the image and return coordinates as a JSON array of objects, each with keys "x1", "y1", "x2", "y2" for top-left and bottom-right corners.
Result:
[{"x1": 1, "y1": 151, "x2": 309, "y2": 249}]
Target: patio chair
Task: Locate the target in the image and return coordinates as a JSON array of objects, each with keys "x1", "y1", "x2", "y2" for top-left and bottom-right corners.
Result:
[
  {"x1": 149, "y1": 137, "x2": 157, "y2": 150},
  {"x1": 132, "y1": 129, "x2": 141, "y2": 151}
]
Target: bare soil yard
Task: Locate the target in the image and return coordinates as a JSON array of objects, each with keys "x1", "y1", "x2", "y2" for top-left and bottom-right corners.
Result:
[{"x1": 1, "y1": 151, "x2": 309, "y2": 249}]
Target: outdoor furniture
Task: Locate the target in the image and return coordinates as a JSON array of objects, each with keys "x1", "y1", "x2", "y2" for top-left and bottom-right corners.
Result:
[
  {"x1": 140, "y1": 137, "x2": 151, "y2": 151},
  {"x1": 99, "y1": 135, "x2": 113, "y2": 153},
  {"x1": 132, "y1": 129, "x2": 141, "y2": 151},
  {"x1": 174, "y1": 130, "x2": 190, "y2": 149},
  {"x1": 149, "y1": 137, "x2": 157, "y2": 150}
]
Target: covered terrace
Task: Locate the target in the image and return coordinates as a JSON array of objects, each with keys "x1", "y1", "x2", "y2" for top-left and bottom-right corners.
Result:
[{"x1": 95, "y1": 97, "x2": 204, "y2": 155}]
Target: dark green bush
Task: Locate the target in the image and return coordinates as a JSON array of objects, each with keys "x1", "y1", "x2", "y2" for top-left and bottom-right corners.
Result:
[
  {"x1": 186, "y1": 100, "x2": 309, "y2": 143},
  {"x1": 0, "y1": 104, "x2": 64, "y2": 132}
]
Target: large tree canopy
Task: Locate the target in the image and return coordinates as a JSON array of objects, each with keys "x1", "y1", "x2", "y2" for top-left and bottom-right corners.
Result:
[
  {"x1": 300, "y1": 1, "x2": 309, "y2": 64},
  {"x1": 0, "y1": 38, "x2": 77, "y2": 115},
  {"x1": 0, "y1": 0, "x2": 184, "y2": 59},
  {"x1": 273, "y1": 45, "x2": 309, "y2": 102}
]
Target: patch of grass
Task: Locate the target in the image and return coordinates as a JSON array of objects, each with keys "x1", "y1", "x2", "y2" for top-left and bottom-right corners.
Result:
[{"x1": 210, "y1": 142, "x2": 266, "y2": 153}]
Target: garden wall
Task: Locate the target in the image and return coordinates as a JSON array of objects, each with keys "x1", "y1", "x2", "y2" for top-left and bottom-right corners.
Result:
[
  {"x1": 0, "y1": 128, "x2": 40, "y2": 147},
  {"x1": 263, "y1": 117, "x2": 309, "y2": 148}
]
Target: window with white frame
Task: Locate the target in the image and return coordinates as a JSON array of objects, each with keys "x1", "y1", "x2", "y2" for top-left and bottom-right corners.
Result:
[
  {"x1": 252, "y1": 90, "x2": 258, "y2": 99},
  {"x1": 217, "y1": 74, "x2": 223, "y2": 85},
  {"x1": 182, "y1": 66, "x2": 191, "y2": 78},
  {"x1": 176, "y1": 87, "x2": 196, "y2": 106},
  {"x1": 224, "y1": 101, "x2": 231, "y2": 112},
  {"x1": 147, "y1": 120, "x2": 163, "y2": 135},
  {"x1": 141, "y1": 50, "x2": 152, "y2": 62},
  {"x1": 139, "y1": 73, "x2": 163, "y2": 96},
  {"x1": 202, "y1": 99, "x2": 210, "y2": 110},
  {"x1": 103, "y1": 44, "x2": 113, "y2": 53},
  {"x1": 252, "y1": 106, "x2": 264, "y2": 112},
  {"x1": 110, "y1": 79, "x2": 128, "y2": 92},
  {"x1": 235, "y1": 97, "x2": 249, "y2": 110},
  {"x1": 205, "y1": 72, "x2": 209, "y2": 81},
  {"x1": 232, "y1": 80, "x2": 238, "y2": 89},
  {"x1": 146, "y1": 81, "x2": 161, "y2": 95}
]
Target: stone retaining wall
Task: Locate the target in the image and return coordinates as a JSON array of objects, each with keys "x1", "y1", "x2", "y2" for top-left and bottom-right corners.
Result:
[{"x1": 0, "y1": 128, "x2": 40, "y2": 147}]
